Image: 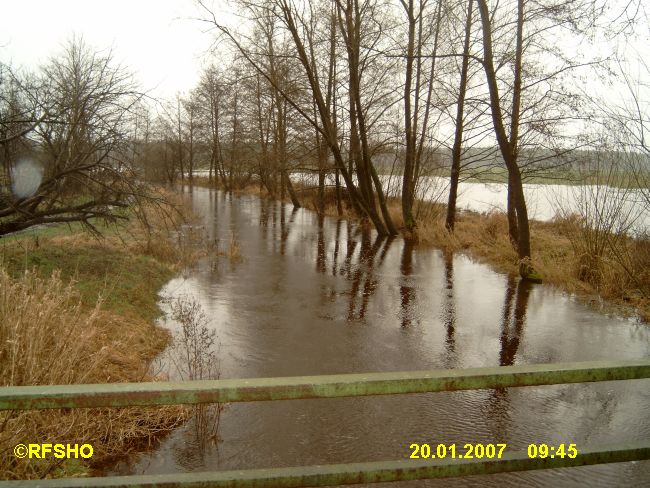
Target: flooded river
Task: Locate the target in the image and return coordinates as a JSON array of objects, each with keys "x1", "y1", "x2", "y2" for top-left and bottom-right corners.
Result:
[{"x1": 105, "y1": 186, "x2": 650, "y2": 487}]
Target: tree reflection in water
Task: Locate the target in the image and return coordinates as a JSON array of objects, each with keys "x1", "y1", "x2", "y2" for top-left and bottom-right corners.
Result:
[
  {"x1": 332, "y1": 219, "x2": 342, "y2": 277},
  {"x1": 312, "y1": 218, "x2": 395, "y2": 322},
  {"x1": 316, "y1": 215, "x2": 326, "y2": 274},
  {"x1": 441, "y1": 251, "x2": 457, "y2": 367},
  {"x1": 278, "y1": 204, "x2": 297, "y2": 256},
  {"x1": 345, "y1": 226, "x2": 386, "y2": 321},
  {"x1": 485, "y1": 275, "x2": 533, "y2": 443},
  {"x1": 499, "y1": 277, "x2": 532, "y2": 367},
  {"x1": 399, "y1": 240, "x2": 417, "y2": 329}
]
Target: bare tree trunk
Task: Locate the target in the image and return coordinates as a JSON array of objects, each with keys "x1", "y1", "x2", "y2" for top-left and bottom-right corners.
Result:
[
  {"x1": 314, "y1": 99, "x2": 326, "y2": 214},
  {"x1": 335, "y1": 167, "x2": 343, "y2": 215},
  {"x1": 446, "y1": 0, "x2": 473, "y2": 232},
  {"x1": 340, "y1": 0, "x2": 397, "y2": 235},
  {"x1": 176, "y1": 95, "x2": 185, "y2": 184},
  {"x1": 506, "y1": 171, "x2": 519, "y2": 244},
  {"x1": 318, "y1": 161, "x2": 326, "y2": 214},
  {"x1": 477, "y1": 0, "x2": 532, "y2": 273},
  {"x1": 255, "y1": 74, "x2": 274, "y2": 196},
  {"x1": 187, "y1": 98, "x2": 195, "y2": 185},
  {"x1": 230, "y1": 86, "x2": 238, "y2": 191},
  {"x1": 402, "y1": 0, "x2": 417, "y2": 233},
  {"x1": 283, "y1": 171, "x2": 301, "y2": 208}
]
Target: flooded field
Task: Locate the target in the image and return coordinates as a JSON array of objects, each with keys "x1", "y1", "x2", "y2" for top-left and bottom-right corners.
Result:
[{"x1": 104, "y1": 186, "x2": 650, "y2": 487}]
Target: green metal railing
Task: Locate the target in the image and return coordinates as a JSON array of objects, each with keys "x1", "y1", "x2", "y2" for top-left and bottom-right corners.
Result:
[{"x1": 1, "y1": 360, "x2": 649, "y2": 487}]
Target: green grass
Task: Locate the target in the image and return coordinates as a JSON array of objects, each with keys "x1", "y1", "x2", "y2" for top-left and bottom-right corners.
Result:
[
  {"x1": 1, "y1": 217, "x2": 129, "y2": 243},
  {"x1": 51, "y1": 459, "x2": 92, "y2": 479},
  {"x1": 370, "y1": 163, "x2": 646, "y2": 188},
  {"x1": 1, "y1": 231, "x2": 174, "y2": 322}
]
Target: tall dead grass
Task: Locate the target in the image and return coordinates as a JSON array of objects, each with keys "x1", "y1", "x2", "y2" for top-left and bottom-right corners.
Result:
[
  {"x1": 0, "y1": 270, "x2": 187, "y2": 480},
  {"x1": 418, "y1": 210, "x2": 650, "y2": 321},
  {"x1": 0, "y1": 189, "x2": 209, "y2": 479}
]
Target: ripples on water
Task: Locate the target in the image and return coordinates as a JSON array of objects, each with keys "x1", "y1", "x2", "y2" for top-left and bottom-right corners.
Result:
[{"x1": 104, "y1": 187, "x2": 650, "y2": 487}]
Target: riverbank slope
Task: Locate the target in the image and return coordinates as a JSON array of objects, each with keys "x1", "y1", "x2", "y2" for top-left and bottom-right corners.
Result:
[{"x1": 0, "y1": 192, "x2": 200, "y2": 479}]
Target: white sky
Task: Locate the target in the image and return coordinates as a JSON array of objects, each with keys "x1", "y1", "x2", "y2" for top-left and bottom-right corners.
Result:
[
  {"x1": 0, "y1": 0, "x2": 219, "y2": 99},
  {"x1": 0, "y1": 0, "x2": 647, "y2": 110}
]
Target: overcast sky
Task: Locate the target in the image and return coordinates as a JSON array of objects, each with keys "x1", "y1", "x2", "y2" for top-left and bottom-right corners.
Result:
[
  {"x1": 1, "y1": 0, "x2": 647, "y2": 110},
  {"x1": 0, "y1": 0, "x2": 217, "y2": 99}
]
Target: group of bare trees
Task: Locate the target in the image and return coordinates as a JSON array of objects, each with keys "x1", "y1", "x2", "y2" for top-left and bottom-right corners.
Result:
[
  {"x1": 2, "y1": 2, "x2": 646, "y2": 280},
  {"x1": 169, "y1": 0, "x2": 623, "y2": 278},
  {"x1": 136, "y1": 59, "x2": 303, "y2": 201},
  {"x1": 0, "y1": 37, "x2": 153, "y2": 238}
]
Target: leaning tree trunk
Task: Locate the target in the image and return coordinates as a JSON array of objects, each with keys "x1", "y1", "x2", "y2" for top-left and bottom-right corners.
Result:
[
  {"x1": 283, "y1": 171, "x2": 301, "y2": 209},
  {"x1": 477, "y1": 0, "x2": 534, "y2": 278}
]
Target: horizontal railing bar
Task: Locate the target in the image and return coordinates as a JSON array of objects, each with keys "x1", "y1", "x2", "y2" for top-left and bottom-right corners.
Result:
[
  {"x1": 2, "y1": 441, "x2": 649, "y2": 487},
  {"x1": 1, "y1": 359, "x2": 649, "y2": 411}
]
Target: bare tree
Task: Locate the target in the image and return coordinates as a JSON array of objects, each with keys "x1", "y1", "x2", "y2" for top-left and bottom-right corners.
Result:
[
  {"x1": 446, "y1": 0, "x2": 474, "y2": 231},
  {"x1": 183, "y1": 92, "x2": 200, "y2": 185},
  {"x1": 197, "y1": 65, "x2": 228, "y2": 187},
  {"x1": 198, "y1": 0, "x2": 398, "y2": 235},
  {"x1": 607, "y1": 53, "x2": 650, "y2": 211},
  {"x1": 0, "y1": 38, "x2": 155, "y2": 237},
  {"x1": 399, "y1": 0, "x2": 445, "y2": 236},
  {"x1": 476, "y1": 0, "x2": 604, "y2": 277},
  {"x1": 476, "y1": 0, "x2": 532, "y2": 265}
]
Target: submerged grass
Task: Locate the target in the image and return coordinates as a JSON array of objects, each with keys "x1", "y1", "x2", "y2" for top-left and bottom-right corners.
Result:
[{"x1": 0, "y1": 190, "x2": 206, "y2": 480}]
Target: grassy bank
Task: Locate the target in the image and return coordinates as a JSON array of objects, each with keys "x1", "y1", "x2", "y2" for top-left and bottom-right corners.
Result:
[
  {"x1": 193, "y1": 176, "x2": 649, "y2": 322},
  {"x1": 0, "y1": 191, "x2": 202, "y2": 480}
]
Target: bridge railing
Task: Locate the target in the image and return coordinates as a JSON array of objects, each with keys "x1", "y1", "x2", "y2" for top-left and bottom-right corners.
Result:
[{"x1": 1, "y1": 359, "x2": 649, "y2": 487}]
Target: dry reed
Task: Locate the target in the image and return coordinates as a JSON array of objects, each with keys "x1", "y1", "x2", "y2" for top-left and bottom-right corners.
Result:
[
  {"x1": 0, "y1": 188, "x2": 212, "y2": 479},
  {"x1": 0, "y1": 270, "x2": 188, "y2": 480}
]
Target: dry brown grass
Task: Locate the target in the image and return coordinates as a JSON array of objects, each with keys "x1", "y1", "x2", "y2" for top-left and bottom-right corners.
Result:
[
  {"x1": 418, "y1": 210, "x2": 650, "y2": 321},
  {"x1": 0, "y1": 189, "x2": 210, "y2": 479},
  {"x1": 116, "y1": 189, "x2": 206, "y2": 268},
  {"x1": 0, "y1": 270, "x2": 188, "y2": 480}
]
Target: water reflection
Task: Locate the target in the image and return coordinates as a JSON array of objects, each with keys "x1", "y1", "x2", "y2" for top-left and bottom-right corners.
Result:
[
  {"x1": 332, "y1": 219, "x2": 342, "y2": 277},
  {"x1": 153, "y1": 295, "x2": 223, "y2": 468},
  {"x1": 399, "y1": 241, "x2": 417, "y2": 329},
  {"x1": 316, "y1": 215, "x2": 326, "y2": 274},
  {"x1": 259, "y1": 199, "x2": 270, "y2": 229},
  {"x1": 312, "y1": 217, "x2": 398, "y2": 323},
  {"x1": 345, "y1": 226, "x2": 385, "y2": 321},
  {"x1": 441, "y1": 252, "x2": 456, "y2": 367},
  {"x1": 104, "y1": 188, "x2": 650, "y2": 487},
  {"x1": 499, "y1": 277, "x2": 532, "y2": 366},
  {"x1": 279, "y1": 205, "x2": 296, "y2": 256},
  {"x1": 341, "y1": 221, "x2": 358, "y2": 277},
  {"x1": 486, "y1": 275, "x2": 534, "y2": 439}
]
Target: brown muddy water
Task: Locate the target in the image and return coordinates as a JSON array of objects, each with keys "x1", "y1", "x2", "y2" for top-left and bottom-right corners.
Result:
[{"x1": 103, "y1": 186, "x2": 650, "y2": 487}]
